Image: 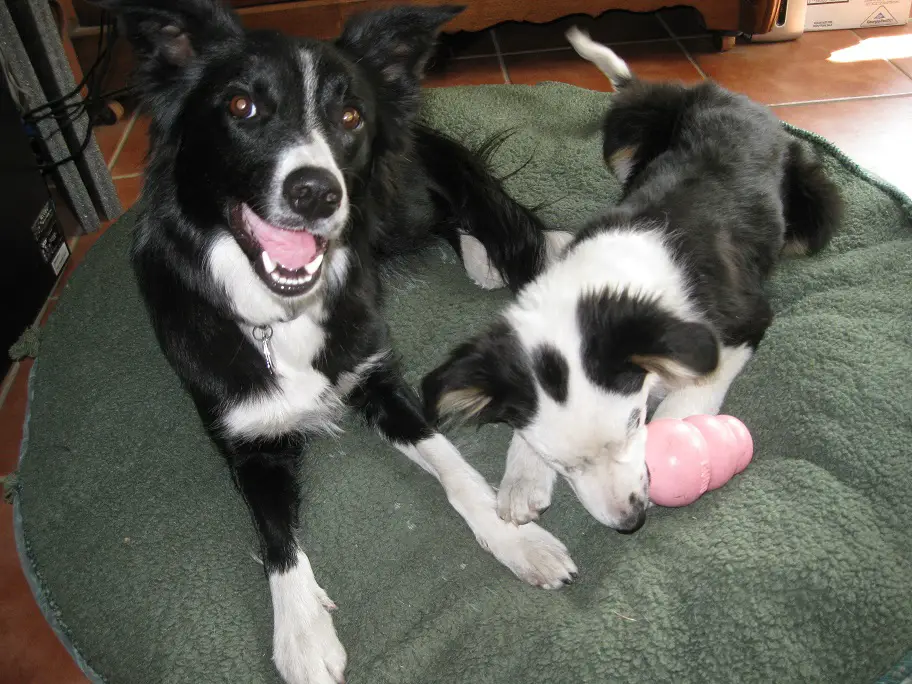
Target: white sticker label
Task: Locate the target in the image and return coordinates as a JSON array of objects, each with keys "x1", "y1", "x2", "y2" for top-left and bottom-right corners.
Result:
[{"x1": 51, "y1": 243, "x2": 69, "y2": 275}]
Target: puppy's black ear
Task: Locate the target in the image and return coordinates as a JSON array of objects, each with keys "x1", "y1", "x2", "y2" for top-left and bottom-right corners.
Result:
[
  {"x1": 630, "y1": 319, "x2": 719, "y2": 385},
  {"x1": 422, "y1": 321, "x2": 536, "y2": 428},
  {"x1": 578, "y1": 290, "x2": 719, "y2": 390},
  {"x1": 338, "y1": 5, "x2": 463, "y2": 84},
  {"x1": 97, "y1": 0, "x2": 242, "y2": 89}
]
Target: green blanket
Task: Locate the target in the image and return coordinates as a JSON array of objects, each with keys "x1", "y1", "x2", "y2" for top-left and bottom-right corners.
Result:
[{"x1": 14, "y1": 83, "x2": 912, "y2": 684}]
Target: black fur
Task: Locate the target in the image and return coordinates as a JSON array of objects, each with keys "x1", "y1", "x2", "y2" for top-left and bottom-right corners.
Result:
[
  {"x1": 576, "y1": 290, "x2": 717, "y2": 394},
  {"x1": 580, "y1": 78, "x2": 842, "y2": 351},
  {"x1": 422, "y1": 320, "x2": 538, "y2": 428},
  {"x1": 532, "y1": 345, "x2": 569, "y2": 404},
  {"x1": 102, "y1": 0, "x2": 553, "y2": 595},
  {"x1": 423, "y1": 64, "x2": 842, "y2": 449}
]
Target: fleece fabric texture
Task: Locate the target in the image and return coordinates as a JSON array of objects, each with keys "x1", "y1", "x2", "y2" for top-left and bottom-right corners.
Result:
[{"x1": 14, "y1": 83, "x2": 912, "y2": 684}]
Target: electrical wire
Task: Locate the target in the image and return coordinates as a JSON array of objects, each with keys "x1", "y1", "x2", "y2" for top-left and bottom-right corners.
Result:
[{"x1": 22, "y1": 11, "x2": 133, "y2": 172}]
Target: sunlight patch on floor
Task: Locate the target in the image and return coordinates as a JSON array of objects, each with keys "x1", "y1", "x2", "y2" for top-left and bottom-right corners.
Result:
[{"x1": 829, "y1": 34, "x2": 912, "y2": 62}]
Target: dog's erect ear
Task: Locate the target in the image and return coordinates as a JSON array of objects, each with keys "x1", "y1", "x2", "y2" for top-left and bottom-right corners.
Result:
[
  {"x1": 338, "y1": 5, "x2": 463, "y2": 84},
  {"x1": 422, "y1": 321, "x2": 536, "y2": 428},
  {"x1": 630, "y1": 319, "x2": 719, "y2": 385},
  {"x1": 97, "y1": 0, "x2": 242, "y2": 82}
]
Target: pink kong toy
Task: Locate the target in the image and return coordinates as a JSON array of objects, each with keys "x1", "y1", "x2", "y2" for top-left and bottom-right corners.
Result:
[{"x1": 644, "y1": 415, "x2": 753, "y2": 507}]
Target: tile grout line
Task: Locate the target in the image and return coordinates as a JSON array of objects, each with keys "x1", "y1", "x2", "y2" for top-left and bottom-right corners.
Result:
[
  {"x1": 107, "y1": 110, "x2": 139, "y2": 172},
  {"x1": 770, "y1": 91, "x2": 912, "y2": 107},
  {"x1": 111, "y1": 171, "x2": 144, "y2": 181},
  {"x1": 489, "y1": 29, "x2": 511, "y2": 84},
  {"x1": 850, "y1": 26, "x2": 912, "y2": 82},
  {"x1": 656, "y1": 14, "x2": 709, "y2": 80},
  {"x1": 452, "y1": 35, "x2": 712, "y2": 61}
]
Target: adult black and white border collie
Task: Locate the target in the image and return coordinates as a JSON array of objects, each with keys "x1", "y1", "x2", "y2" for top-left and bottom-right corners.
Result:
[
  {"x1": 103, "y1": 1, "x2": 575, "y2": 681},
  {"x1": 423, "y1": 29, "x2": 842, "y2": 543}
]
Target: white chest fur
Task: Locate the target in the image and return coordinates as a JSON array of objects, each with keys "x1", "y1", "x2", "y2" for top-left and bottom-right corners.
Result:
[{"x1": 220, "y1": 315, "x2": 341, "y2": 441}]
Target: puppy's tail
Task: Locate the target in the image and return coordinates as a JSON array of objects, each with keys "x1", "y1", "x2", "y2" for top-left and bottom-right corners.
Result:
[
  {"x1": 782, "y1": 141, "x2": 842, "y2": 256},
  {"x1": 566, "y1": 27, "x2": 633, "y2": 89}
]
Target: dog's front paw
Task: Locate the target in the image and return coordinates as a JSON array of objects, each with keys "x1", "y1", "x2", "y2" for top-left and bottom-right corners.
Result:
[
  {"x1": 271, "y1": 557, "x2": 347, "y2": 684},
  {"x1": 497, "y1": 471, "x2": 554, "y2": 524},
  {"x1": 273, "y1": 601, "x2": 347, "y2": 684},
  {"x1": 485, "y1": 520, "x2": 577, "y2": 589}
]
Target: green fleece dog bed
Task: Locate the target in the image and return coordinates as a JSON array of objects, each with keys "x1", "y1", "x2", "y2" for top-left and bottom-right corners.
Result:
[{"x1": 13, "y1": 83, "x2": 912, "y2": 683}]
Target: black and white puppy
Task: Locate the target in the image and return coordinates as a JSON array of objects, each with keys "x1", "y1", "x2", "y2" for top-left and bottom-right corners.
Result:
[
  {"x1": 104, "y1": 1, "x2": 575, "y2": 682},
  {"x1": 423, "y1": 29, "x2": 841, "y2": 539}
]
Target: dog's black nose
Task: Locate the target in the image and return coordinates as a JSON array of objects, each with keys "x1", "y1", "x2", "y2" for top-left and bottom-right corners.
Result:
[
  {"x1": 283, "y1": 167, "x2": 342, "y2": 220},
  {"x1": 617, "y1": 507, "x2": 646, "y2": 535}
]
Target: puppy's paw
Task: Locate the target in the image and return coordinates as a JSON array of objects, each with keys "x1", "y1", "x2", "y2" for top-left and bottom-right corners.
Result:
[
  {"x1": 497, "y1": 473, "x2": 553, "y2": 525},
  {"x1": 484, "y1": 520, "x2": 577, "y2": 589}
]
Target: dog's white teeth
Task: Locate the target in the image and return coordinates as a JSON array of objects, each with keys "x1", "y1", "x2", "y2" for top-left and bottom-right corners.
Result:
[
  {"x1": 304, "y1": 253, "x2": 324, "y2": 275},
  {"x1": 261, "y1": 251, "x2": 278, "y2": 274}
]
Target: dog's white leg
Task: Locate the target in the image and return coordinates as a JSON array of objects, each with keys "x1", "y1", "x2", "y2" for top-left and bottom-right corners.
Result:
[
  {"x1": 497, "y1": 431, "x2": 557, "y2": 524},
  {"x1": 652, "y1": 344, "x2": 753, "y2": 420},
  {"x1": 271, "y1": 551, "x2": 346, "y2": 684},
  {"x1": 396, "y1": 434, "x2": 577, "y2": 589}
]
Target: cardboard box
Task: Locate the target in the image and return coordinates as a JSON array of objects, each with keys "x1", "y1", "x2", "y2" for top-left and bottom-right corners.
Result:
[{"x1": 806, "y1": 0, "x2": 911, "y2": 31}]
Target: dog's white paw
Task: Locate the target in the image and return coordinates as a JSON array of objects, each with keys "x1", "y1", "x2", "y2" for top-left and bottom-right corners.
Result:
[
  {"x1": 270, "y1": 554, "x2": 347, "y2": 684},
  {"x1": 484, "y1": 519, "x2": 577, "y2": 589},
  {"x1": 497, "y1": 472, "x2": 554, "y2": 524},
  {"x1": 459, "y1": 234, "x2": 507, "y2": 290},
  {"x1": 273, "y1": 605, "x2": 346, "y2": 684}
]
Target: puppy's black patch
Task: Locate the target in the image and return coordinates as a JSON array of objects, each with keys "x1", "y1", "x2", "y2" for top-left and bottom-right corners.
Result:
[
  {"x1": 627, "y1": 407, "x2": 642, "y2": 432},
  {"x1": 532, "y1": 344, "x2": 569, "y2": 404},
  {"x1": 577, "y1": 289, "x2": 718, "y2": 392}
]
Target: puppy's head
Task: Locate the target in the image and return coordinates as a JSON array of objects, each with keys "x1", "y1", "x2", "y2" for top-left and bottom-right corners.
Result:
[
  {"x1": 109, "y1": 0, "x2": 461, "y2": 300},
  {"x1": 423, "y1": 290, "x2": 718, "y2": 532}
]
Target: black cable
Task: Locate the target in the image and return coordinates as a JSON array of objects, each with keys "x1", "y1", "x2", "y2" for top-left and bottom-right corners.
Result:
[
  {"x1": 35, "y1": 116, "x2": 97, "y2": 170},
  {"x1": 22, "y1": 11, "x2": 111, "y2": 119},
  {"x1": 28, "y1": 12, "x2": 133, "y2": 172}
]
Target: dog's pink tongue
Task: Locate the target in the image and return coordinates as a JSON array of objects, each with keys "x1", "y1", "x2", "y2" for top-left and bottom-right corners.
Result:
[{"x1": 242, "y1": 204, "x2": 317, "y2": 270}]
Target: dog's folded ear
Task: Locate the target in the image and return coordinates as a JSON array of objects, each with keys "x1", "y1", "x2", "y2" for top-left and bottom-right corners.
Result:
[
  {"x1": 629, "y1": 319, "x2": 719, "y2": 385},
  {"x1": 578, "y1": 289, "x2": 719, "y2": 389},
  {"x1": 97, "y1": 0, "x2": 242, "y2": 79},
  {"x1": 421, "y1": 320, "x2": 536, "y2": 429},
  {"x1": 338, "y1": 5, "x2": 464, "y2": 86}
]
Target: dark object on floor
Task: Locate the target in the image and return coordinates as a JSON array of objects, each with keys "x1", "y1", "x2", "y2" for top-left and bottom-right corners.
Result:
[
  {"x1": 0, "y1": 70, "x2": 68, "y2": 378},
  {"x1": 13, "y1": 83, "x2": 912, "y2": 684}
]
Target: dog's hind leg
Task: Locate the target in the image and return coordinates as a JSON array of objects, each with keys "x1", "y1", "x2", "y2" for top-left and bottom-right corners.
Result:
[
  {"x1": 416, "y1": 126, "x2": 565, "y2": 291},
  {"x1": 350, "y1": 358, "x2": 577, "y2": 589}
]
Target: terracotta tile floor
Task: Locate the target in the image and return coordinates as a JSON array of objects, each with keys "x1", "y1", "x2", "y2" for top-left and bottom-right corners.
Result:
[{"x1": 3, "y1": 11, "x2": 912, "y2": 681}]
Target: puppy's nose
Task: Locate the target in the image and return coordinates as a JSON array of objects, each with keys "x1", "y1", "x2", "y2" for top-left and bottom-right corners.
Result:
[
  {"x1": 283, "y1": 167, "x2": 342, "y2": 220},
  {"x1": 617, "y1": 506, "x2": 646, "y2": 534}
]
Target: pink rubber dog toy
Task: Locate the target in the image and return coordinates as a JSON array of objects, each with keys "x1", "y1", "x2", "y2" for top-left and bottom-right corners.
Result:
[{"x1": 644, "y1": 415, "x2": 753, "y2": 507}]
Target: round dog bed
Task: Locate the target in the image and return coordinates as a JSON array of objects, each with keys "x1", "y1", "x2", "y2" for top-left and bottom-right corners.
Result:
[{"x1": 13, "y1": 84, "x2": 912, "y2": 684}]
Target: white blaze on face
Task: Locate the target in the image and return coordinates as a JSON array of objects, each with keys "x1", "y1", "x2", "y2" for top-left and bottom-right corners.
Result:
[{"x1": 265, "y1": 49, "x2": 350, "y2": 237}]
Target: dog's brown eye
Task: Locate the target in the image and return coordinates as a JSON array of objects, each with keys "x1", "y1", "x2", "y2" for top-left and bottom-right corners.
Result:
[
  {"x1": 341, "y1": 106, "x2": 362, "y2": 130},
  {"x1": 229, "y1": 95, "x2": 257, "y2": 119}
]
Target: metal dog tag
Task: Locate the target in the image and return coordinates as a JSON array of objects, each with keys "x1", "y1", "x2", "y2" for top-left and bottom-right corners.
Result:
[{"x1": 252, "y1": 325, "x2": 275, "y2": 373}]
